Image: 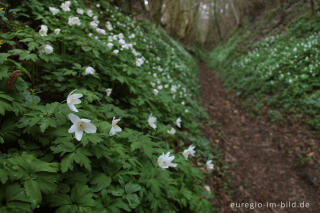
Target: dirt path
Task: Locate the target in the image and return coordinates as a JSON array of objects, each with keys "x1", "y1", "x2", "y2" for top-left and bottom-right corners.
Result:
[{"x1": 199, "y1": 63, "x2": 320, "y2": 213}]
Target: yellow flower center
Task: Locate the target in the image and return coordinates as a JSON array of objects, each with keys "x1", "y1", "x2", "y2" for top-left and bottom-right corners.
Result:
[
  {"x1": 71, "y1": 97, "x2": 75, "y2": 103},
  {"x1": 112, "y1": 122, "x2": 118, "y2": 128},
  {"x1": 78, "y1": 121, "x2": 86, "y2": 130}
]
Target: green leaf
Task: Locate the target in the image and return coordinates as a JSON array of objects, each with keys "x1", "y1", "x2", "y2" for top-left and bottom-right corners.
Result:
[
  {"x1": 24, "y1": 179, "x2": 42, "y2": 208},
  {"x1": 125, "y1": 193, "x2": 140, "y2": 209},
  {"x1": 21, "y1": 152, "x2": 59, "y2": 173},
  {"x1": 61, "y1": 153, "x2": 75, "y2": 173},
  {"x1": 37, "y1": 173, "x2": 57, "y2": 194},
  {"x1": 20, "y1": 53, "x2": 38, "y2": 62},
  {"x1": 125, "y1": 183, "x2": 141, "y2": 194},
  {"x1": 6, "y1": 184, "x2": 29, "y2": 202},
  {"x1": 74, "y1": 149, "x2": 92, "y2": 172},
  {"x1": 71, "y1": 184, "x2": 95, "y2": 207},
  {"x1": 28, "y1": 42, "x2": 38, "y2": 51},
  {"x1": 48, "y1": 194, "x2": 72, "y2": 207},
  {"x1": 91, "y1": 173, "x2": 111, "y2": 189},
  {"x1": 111, "y1": 188, "x2": 124, "y2": 197},
  {"x1": 0, "y1": 168, "x2": 8, "y2": 184},
  {"x1": 56, "y1": 205, "x2": 76, "y2": 213},
  {"x1": 0, "y1": 53, "x2": 9, "y2": 64}
]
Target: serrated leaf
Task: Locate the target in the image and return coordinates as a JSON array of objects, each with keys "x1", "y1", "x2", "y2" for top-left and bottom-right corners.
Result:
[
  {"x1": 71, "y1": 184, "x2": 95, "y2": 207},
  {"x1": 0, "y1": 53, "x2": 9, "y2": 64},
  {"x1": 48, "y1": 194, "x2": 72, "y2": 207},
  {"x1": 28, "y1": 41, "x2": 38, "y2": 51},
  {"x1": 61, "y1": 153, "x2": 75, "y2": 173},
  {"x1": 37, "y1": 173, "x2": 57, "y2": 194},
  {"x1": 21, "y1": 152, "x2": 59, "y2": 173},
  {"x1": 40, "y1": 121, "x2": 50, "y2": 133},
  {"x1": 74, "y1": 149, "x2": 91, "y2": 172},
  {"x1": 0, "y1": 168, "x2": 8, "y2": 183},
  {"x1": 125, "y1": 183, "x2": 141, "y2": 194},
  {"x1": 125, "y1": 193, "x2": 140, "y2": 209},
  {"x1": 111, "y1": 188, "x2": 124, "y2": 197},
  {"x1": 91, "y1": 173, "x2": 111, "y2": 189},
  {"x1": 24, "y1": 179, "x2": 42, "y2": 208},
  {"x1": 6, "y1": 184, "x2": 29, "y2": 202}
]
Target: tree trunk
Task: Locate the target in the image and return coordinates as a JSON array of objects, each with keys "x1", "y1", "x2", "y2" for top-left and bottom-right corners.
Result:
[
  {"x1": 229, "y1": 0, "x2": 240, "y2": 27},
  {"x1": 213, "y1": 0, "x2": 222, "y2": 41},
  {"x1": 310, "y1": 0, "x2": 315, "y2": 16},
  {"x1": 149, "y1": 0, "x2": 164, "y2": 25}
]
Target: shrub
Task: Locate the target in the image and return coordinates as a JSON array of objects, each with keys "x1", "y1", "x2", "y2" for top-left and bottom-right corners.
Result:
[{"x1": 0, "y1": 0, "x2": 215, "y2": 212}]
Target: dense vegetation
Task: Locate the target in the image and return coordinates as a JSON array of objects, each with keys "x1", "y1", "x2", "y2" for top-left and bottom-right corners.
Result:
[
  {"x1": 0, "y1": 0, "x2": 219, "y2": 212},
  {"x1": 206, "y1": 7, "x2": 320, "y2": 129}
]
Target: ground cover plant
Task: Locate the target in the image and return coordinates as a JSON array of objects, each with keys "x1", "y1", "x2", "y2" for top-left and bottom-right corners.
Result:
[
  {"x1": 206, "y1": 11, "x2": 320, "y2": 129},
  {"x1": 0, "y1": 0, "x2": 219, "y2": 212}
]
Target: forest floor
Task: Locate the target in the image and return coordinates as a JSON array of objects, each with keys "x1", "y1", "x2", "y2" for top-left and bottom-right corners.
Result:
[{"x1": 199, "y1": 63, "x2": 320, "y2": 213}]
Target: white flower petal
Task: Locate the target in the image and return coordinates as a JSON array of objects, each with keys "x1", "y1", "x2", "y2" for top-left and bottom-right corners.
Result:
[
  {"x1": 72, "y1": 94, "x2": 83, "y2": 99},
  {"x1": 68, "y1": 104, "x2": 78, "y2": 112},
  {"x1": 85, "y1": 122, "x2": 97, "y2": 133},
  {"x1": 75, "y1": 129, "x2": 83, "y2": 141},
  {"x1": 68, "y1": 124, "x2": 76, "y2": 133},
  {"x1": 68, "y1": 113, "x2": 80, "y2": 123},
  {"x1": 115, "y1": 126, "x2": 122, "y2": 133},
  {"x1": 109, "y1": 127, "x2": 116, "y2": 136},
  {"x1": 73, "y1": 99, "x2": 81, "y2": 104}
]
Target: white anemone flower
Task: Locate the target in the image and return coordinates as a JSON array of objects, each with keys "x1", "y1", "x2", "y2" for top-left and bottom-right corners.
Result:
[
  {"x1": 90, "y1": 21, "x2": 98, "y2": 28},
  {"x1": 67, "y1": 90, "x2": 83, "y2": 112},
  {"x1": 106, "y1": 88, "x2": 112, "y2": 96},
  {"x1": 167, "y1": 127, "x2": 176, "y2": 135},
  {"x1": 49, "y1": 7, "x2": 60, "y2": 15},
  {"x1": 96, "y1": 28, "x2": 106, "y2": 35},
  {"x1": 54, "y1": 28, "x2": 61, "y2": 35},
  {"x1": 86, "y1": 9, "x2": 93, "y2": 17},
  {"x1": 171, "y1": 86, "x2": 177, "y2": 93},
  {"x1": 182, "y1": 145, "x2": 195, "y2": 159},
  {"x1": 136, "y1": 58, "x2": 144, "y2": 67},
  {"x1": 148, "y1": 114, "x2": 157, "y2": 129},
  {"x1": 176, "y1": 117, "x2": 182, "y2": 128},
  {"x1": 113, "y1": 49, "x2": 119, "y2": 54},
  {"x1": 158, "y1": 152, "x2": 177, "y2": 169},
  {"x1": 77, "y1": 8, "x2": 84, "y2": 14},
  {"x1": 85, "y1": 66, "x2": 95, "y2": 75},
  {"x1": 39, "y1": 25, "x2": 48, "y2": 36},
  {"x1": 107, "y1": 43, "x2": 113, "y2": 48},
  {"x1": 68, "y1": 16, "x2": 81, "y2": 26},
  {"x1": 109, "y1": 117, "x2": 122, "y2": 136},
  {"x1": 39, "y1": 44, "x2": 53, "y2": 54},
  {"x1": 206, "y1": 160, "x2": 214, "y2": 170},
  {"x1": 61, "y1": 1, "x2": 71, "y2": 12},
  {"x1": 68, "y1": 113, "x2": 97, "y2": 141},
  {"x1": 153, "y1": 89, "x2": 158, "y2": 95}
]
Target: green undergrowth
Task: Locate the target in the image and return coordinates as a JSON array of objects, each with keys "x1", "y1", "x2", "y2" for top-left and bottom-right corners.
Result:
[
  {"x1": 0, "y1": 0, "x2": 229, "y2": 212},
  {"x1": 205, "y1": 10, "x2": 320, "y2": 129}
]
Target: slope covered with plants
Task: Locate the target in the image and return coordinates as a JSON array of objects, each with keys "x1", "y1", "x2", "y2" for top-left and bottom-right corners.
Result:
[
  {"x1": 206, "y1": 2, "x2": 320, "y2": 129},
  {"x1": 0, "y1": 0, "x2": 218, "y2": 212}
]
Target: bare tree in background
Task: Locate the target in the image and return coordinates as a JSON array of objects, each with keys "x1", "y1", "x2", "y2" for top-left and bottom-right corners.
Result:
[
  {"x1": 131, "y1": 0, "x2": 314, "y2": 45},
  {"x1": 148, "y1": 0, "x2": 164, "y2": 24},
  {"x1": 229, "y1": 0, "x2": 240, "y2": 27}
]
